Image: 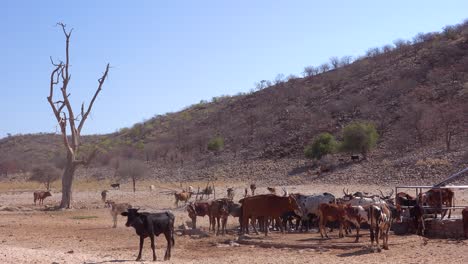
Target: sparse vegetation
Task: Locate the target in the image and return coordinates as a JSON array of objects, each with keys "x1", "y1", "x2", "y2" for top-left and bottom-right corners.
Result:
[
  {"x1": 340, "y1": 122, "x2": 379, "y2": 159},
  {"x1": 207, "y1": 136, "x2": 224, "y2": 153},
  {"x1": 116, "y1": 159, "x2": 148, "y2": 193},
  {"x1": 304, "y1": 133, "x2": 337, "y2": 160},
  {"x1": 29, "y1": 164, "x2": 61, "y2": 190}
]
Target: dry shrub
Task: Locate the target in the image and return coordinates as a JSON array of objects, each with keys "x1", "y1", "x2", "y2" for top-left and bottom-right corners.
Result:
[{"x1": 415, "y1": 158, "x2": 450, "y2": 168}]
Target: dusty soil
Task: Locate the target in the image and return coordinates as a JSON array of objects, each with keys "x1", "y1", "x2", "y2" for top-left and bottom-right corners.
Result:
[{"x1": 0, "y1": 182, "x2": 467, "y2": 264}]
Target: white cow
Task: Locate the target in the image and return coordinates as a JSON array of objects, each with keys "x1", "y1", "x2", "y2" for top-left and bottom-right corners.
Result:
[{"x1": 293, "y1": 192, "x2": 336, "y2": 229}]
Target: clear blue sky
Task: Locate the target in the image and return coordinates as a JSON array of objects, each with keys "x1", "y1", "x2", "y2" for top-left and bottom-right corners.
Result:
[{"x1": 2, "y1": 0, "x2": 467, "y2": 139}]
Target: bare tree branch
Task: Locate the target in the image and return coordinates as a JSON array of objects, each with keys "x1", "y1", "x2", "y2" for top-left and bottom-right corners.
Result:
[
  {"x1": 73, "y1": 148, "x2": 98, "y2": 166},
  {"x1": 78, "y1": 63, "x2": 110, "y2": 133}
]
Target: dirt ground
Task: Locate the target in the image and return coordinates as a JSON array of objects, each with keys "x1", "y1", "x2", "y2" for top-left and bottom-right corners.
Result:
[{"x1": 0, "y1": 182, "x2": 467, "y2": 264}]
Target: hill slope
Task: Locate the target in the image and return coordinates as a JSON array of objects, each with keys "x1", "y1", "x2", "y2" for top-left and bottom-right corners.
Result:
[{"x1": 1, "y1": 22, "x2": 467, "y2": 185}]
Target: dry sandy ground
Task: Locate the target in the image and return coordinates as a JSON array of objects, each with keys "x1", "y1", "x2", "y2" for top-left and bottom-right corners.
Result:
[{"x1": 0, "y1": 183, "x2": 467, "y2": 264}]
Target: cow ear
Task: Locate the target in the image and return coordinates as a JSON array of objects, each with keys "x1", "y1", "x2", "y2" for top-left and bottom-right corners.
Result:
[{"x1": 121, "y1": 212, "x2": 128, "y2": 216}]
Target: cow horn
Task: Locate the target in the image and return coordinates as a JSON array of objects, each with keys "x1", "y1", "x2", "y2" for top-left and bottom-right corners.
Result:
[
  {"x1": 388, "y1": 189, "x2": 394, "y2": 198},
  {"x1": 342, "y1": 188, "x2": 347, "y2": 196},
  {"x1": 378, "y1": 189, "x2": 385, "y2": 198}
]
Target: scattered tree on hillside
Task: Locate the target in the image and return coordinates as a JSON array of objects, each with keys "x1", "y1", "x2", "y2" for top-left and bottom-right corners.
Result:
[
  {"x1": 47, "y1": 23, "x2": 110, "y2": 208},
  {"x1": 0, "y1": 160, "x2": 19, "y2": 177},
  {"x1": 304, "y1": 133, "x2": 337, "y2": 160},
  {"x1": 329, "y1": 57, "x2": 340, "y2": 69},
  {"x1": 437, "y1": 103, "x2": 465, "y2": 151},
  {"x1": 340, "y1": 122, "x2": 379, "y2": 159},
  {"x1": 319, "y1": 63, "x2": 330, "y2": 73},
  {"x1": 339, "y1": 56, "x2": 353, "y2": 66},
  {"x1": 302, "y1": 66, "x2": 318, "y2": 77},
  {"x1": 117, "y1": 159, "x2": 148, "y2": 193},
  {"x1": 207, "y1": 136, "x2": 224, "y2": 154},
  {"x1": 398, "y1": 103, "x2": 437, "y2": 146},
  {"x1": 29, "y1": 164, "x2": 61, "y2": 190},
  {"x1": 274, "y1": 74, "x2": 285, "y2": 85}
]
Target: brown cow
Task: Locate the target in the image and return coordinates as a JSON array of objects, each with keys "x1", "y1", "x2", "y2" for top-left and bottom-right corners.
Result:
[
  {"x1": 395, "y1": 192, "x2": 417, "y2": 207},
  {"x1": 239, "y1": 194, "x2": 300, "y2": 236},
  {"x1": 174, "y1": 191, "x2": 192, "y2": 206},
  {"x1": 33, "y1": 191, "x2": 52, "y2": 205},
  {"x1": 318, "y1": 203, "x2": 346, "y2": 239},
  {"x1": 462, "y1": 207, "x2": 468, "y2": 239},
  {"x1": 186, "y1": 201, "x2": 211, "y2": 229},
  {"x1": 419, "y1": 188, "x2": 454, "y2": 219},
  {"x1": 209, "y1": 199, "x2": 231, "y2": 235}
]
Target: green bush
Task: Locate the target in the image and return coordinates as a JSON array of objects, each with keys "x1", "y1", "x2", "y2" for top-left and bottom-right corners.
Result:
[
  {"x1": 340, "y1": 121, "x2": 378, "y2": 157},
  {"x1": 207, "y1": 136, "x2": 224, "y2": 152},
  {"x1": 304, "y1": 133, "x2": 337, "y2": 160}
]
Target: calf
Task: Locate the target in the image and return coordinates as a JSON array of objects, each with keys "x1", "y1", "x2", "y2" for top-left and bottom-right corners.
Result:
[
  {"x1": 121, "y1": 209, "x2": 175, "y2": 261},
  {"x1": 209, "y1": 198, "x2": 231, "y2": 235},
  {"x1": 410, "y1": 203, "x2": 425, "y2": 235},
  {"x1": 149, "y1": 185, "x2": 155, "y2": 192},
  {"x1": 318, "y1": 203, "x2": 345, "y2": 238},
  {"x1": 106, "y1": 200, "x2": 132, "y2": 228},
  {"x1": 174, "y1": 191, "x2": 192, "y2": 206},
  {"x1": 186, "y1": 201, "x2": 211, "y2": 229},
  {"x1": 33, "y1": 191, "x2": 52, "y2": 205},
  {"x1": 110, "y1": 183, "x2": 120, "y2": 190}
]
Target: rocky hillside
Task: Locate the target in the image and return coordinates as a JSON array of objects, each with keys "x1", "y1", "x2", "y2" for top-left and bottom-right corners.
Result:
[{"x1": 1, "y1": 21, "x2": 467, "y2": 185}]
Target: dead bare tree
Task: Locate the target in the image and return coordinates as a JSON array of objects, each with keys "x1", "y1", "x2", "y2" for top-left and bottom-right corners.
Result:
[{"x1": 47, "y1": 23, "x2": 110, "y2": 208}]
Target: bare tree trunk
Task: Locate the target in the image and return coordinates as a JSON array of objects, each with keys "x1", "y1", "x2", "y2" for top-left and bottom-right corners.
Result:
[
  {"x1": 60, "y1": 159, "x2": 76, "y2": 208},
  {"x1": 132, "y1": 177, "x2": 136, "y2": 193},
  {"x1": 47, "y1": 23, "x2": 110, "y2": 209},
  {"x1": 445, "y1": 131, "x2": 452, "y2": 152}
]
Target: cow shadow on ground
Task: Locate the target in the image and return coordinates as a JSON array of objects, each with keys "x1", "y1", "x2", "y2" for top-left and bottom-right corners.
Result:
[
  {"x1": 336, "y1": 248, "x2": 374, "y2": 257},
  {"x1": 84, "y1": 260, "x2": 135, "y2": 264}
]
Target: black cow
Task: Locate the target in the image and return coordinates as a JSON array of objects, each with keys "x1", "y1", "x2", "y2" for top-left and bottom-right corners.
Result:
[
  {"x1": 409, "y1": 204, "x2": 425, "y2": 235},
  {"x1": 111, "y1": 183, "x2": 120, "y2": 190},
  {"x1": 121, "y1": 209, "x2": 175, "y2": 261}
]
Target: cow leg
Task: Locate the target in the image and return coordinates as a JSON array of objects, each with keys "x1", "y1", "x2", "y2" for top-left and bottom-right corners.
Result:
[
  {"x1": 222, "y1": 216, "x2": 227, "y2": 235},
  {"x1": 369, "y1": 224, "x2": 376, "y2": 252},
  {"x1": 375, "y1": 227, "x2": 381, "y2": 252},
  {"x1": 150, "y1": 234, "x2": 157, "y2": 261},
  {"x1": 112, "y1": 214, "x2": 117, "y2": 228},
  {"x1": 191, "y1": 216, "x2": 197, "y2": 229},
  {"x1": 164, "y1": 230, "x2": 172, "y2": 260},
  {"x1": 136, "y1": 236, "x2": 144, "y2": 261},
  {"x1": 383, "y1": 225, "x2": 390, "y2": 250},
  {"x1": 354, "y1": 221, "x2": 360, "y2": 242},
  {"x1": 338, "y1": 221, "x2": 344, "y2": 238},
  {"x1": 216, "y1": 217, "x2": 221, "y2": 236},
  {"x1": 275, "y1": 217, "x2": 284, "y2": 233},
  {"x1": 251, "y1": 217, "x2": 259, "y2": 235}
]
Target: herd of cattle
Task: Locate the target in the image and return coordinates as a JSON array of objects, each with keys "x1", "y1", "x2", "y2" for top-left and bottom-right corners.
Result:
[{"x1": 30, "y1": 184, "x2": 467, "y2": 261}]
